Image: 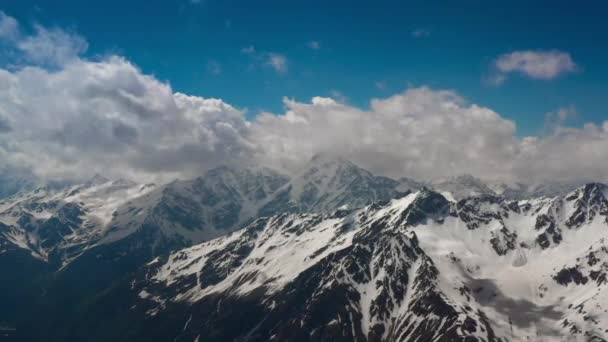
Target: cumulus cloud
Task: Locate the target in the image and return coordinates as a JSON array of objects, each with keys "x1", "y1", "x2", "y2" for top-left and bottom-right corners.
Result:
[
  {"x1": 250, "y1": 88, "x2": 520, "y2": 180},
  {"x1": 1, "y1": 13, "x2": 608, "y2": 185},
  {"x1": 0, "y1": 115, "x2": 11, "y2": 133},
  {"x1": 0, "y1": 11, "x2": 18, "y2": 41},
  {"x1": 0, "y1": 12, "x2": 88, "y2": 68},
  {"x1": 17, "y1": 25, "x2": 88, "y2": 67},
  {"x1": 544, "y1": 106, "x2": 578, "y2": 133},
  {"x1": 491, "y1": 50, "x2": 578, "y2": 84},
  {"x1": 375, "y1": 81, "x2": 387, "y2": 90},
  {"x1": 328, "y1": 90, "x2": 348, "y2": 103},
  {"x1": 307, "y1": 41, "x2": 320, "y2": 50},
  {"x1": 206, "y1": 59, "x2": 222, "y2": 75},
  {"x1": 411, "y1": 28, "x2": 430, "y2": 38},
  {"x1": 2, "y1": 55, "x2": 608, "y2": 184},
  {"x1": 266, "y1": 52, "x2": 288, "y2": 74},
  {"x1": 0, "y1": 56, "x2": 251, "y2": 182},
  {"x1": 240, "y1": 45, "x2": 255, "y2": 55},
  {"x1": 513, "y1": 123, "x2": 608, "y2": 183},
  {"x1": 250, "y1": 93, "x2": 608, "y2": 184},
  {"x1": 241, "y1": 46, "x2": 288, "y2": 74}
]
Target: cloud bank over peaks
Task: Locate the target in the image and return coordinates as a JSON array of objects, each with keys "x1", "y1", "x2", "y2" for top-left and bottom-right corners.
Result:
[
  {"x1": 250, "y1": 88, "x2": 520, "y2": 181},
  {"x1": 0, "y1": 12, "x2": 607, "y2": 185}
]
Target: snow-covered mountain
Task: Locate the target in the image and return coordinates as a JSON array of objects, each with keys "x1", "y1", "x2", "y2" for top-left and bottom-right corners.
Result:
[
  {"x1": 100, "y1": 165, "x2": 291, "y2": 247},
  {"x1": 0, "y1": 158, "x2": 419, "y2": 339},
  {"x1": 2, "y1": 158, "x2": 583, "y2": 271},
  {"x1": 1, "y1": 158, "x2": 407, "y2": 269},
  {"x1": 0, "y1": 175, "x2": 156, "y2": 331},
  {"x1": 0, "y1": 176, "x2": 157, "y2": 265},
  {"x1": 61, "y1": 183, "x2": 608, "y2": 341},
  {"x1": 431, "y1": 174, "x2": 496, "y2": 201},
  {"x1": 434, "y1": 174, "x2": 587, "y2": 201},
  {"x1": 260, "y1": 155, "x2": 411, "y2": 215},
  {"x1": 6, "y1": 158, "x2": 608, "y2": 341}
]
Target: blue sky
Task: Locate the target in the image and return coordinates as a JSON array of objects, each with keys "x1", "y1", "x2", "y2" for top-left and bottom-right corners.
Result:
[{"x1": 1, "y1": 0, "x2": 606, "y2": 136}]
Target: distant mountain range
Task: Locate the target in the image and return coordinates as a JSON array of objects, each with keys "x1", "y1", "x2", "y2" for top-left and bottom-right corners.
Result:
[{"x1": 1, "y1": 156, "x2": 605, "y2": 341}]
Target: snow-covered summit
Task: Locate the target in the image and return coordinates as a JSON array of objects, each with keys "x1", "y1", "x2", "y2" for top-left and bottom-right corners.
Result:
[
  {"x1": 120, "y1": 184, "x2": 608, "y2": 341},
  {"x1": 431, "y1": 174, "x2": 495, "y2": 201},
  {"x1": 266, "y1": 154, "x2": 407, "y2": 213}
]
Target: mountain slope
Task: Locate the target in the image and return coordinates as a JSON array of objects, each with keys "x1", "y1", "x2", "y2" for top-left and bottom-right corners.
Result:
[
  {"x1": 0, "y1": 177, "x2": 157, "y2": 265},
  {"x1": 2, "y1": 160, "x2": 422, "y2": 341},
  {"x1": 431, "y1": 174, "x2": 496, "y2": 201},
  {"x1": 103, "y1": 165, "x2": 291, "y2": 245},
  {"x1": 260, "y1": 155, "x2": 411, "y2": 215},
  {"x1": 0, "y1": 221, "x2": 53, "y2": 332},
  {"x1": 29, "y1": 184, "x2": 608, "y2": 341},
  {"x1": 46, "y1": 192, "x2": 488, "y2": 341},
  {"x1": 9, "y1": 161, "x2": 608, "y2": 341},
  {"x1": 45, "y1": 183, "x2": 608, "y2": 341}
]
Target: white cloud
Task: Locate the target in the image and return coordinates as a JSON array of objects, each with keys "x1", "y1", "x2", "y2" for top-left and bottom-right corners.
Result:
[
  {"x1": 512, "y1": 123, "x2": 608, "y2": 183},
  {"x1": 241, "y1": 45, "x2": 256, "y2": 55},
  {"x1": 1, "y1": 13, "x2": 608, "y2": 185},
  {"x1": 0, "y1": 114, "x2": 10, "y2": 133},
  {"x1": 484, "y1": 72, "x2": 507, "y2": 86},
  {"x1": 241, "y1": 46, "x2": 288, "y2": 75},
  {"x1": 491, "y1": 50, "x2": 578, "y2": 84},
  {"x1": 250, "y1": 88, "x2": 520, "y2": 180},
  {"x1": 0, "y1": 11, "x2": 18, "y2": 41},
  {"x1": 327, "y1": 90, "x2": 348, "y2": 103},
  {"x1": 0, "y1": 56, "x2": 251, "y2": 182},
  {"x1": 0, "y1": 12, "x2": 88, "y2": 68},
  {"x1": 250, "y1": 91, "x2": 608, "y2": 184},
  {"x1": 307, "y1": 41, "x2": 320, "y2": 50},
  {"x1": 544, "y1": 106, "x2": 578, "y2": 133},
  {"x1": 2, "y1": 53, "x2": 608, "y2": 184},
  {"x1": 17, "y1": 25, "x2": 88, "y2": 67},
  {"x1": 266, "y1": 52, "x2": 288, "y2": 74},
  {"x1": 411, "y1": 28, "x2": 430, "y2": 38},
  {"x1": 207, "y1": 59, "x2": 222, "y2": 75},
  {"x1": 375, "y1": 81, "x2": 387, "y2": 90}
]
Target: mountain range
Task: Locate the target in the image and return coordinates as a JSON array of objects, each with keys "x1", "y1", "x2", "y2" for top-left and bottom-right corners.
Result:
[{"x1": 1, "y1": 156, "x2": 606, "y2": 341}]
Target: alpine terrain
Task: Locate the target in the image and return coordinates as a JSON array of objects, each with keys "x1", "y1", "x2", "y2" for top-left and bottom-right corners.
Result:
[{"x1": 1, "y1": 158, "x2": 608, "y2": 341}]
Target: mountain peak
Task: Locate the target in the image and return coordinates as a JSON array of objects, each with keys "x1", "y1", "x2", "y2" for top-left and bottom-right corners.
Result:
[
  {"x1": 275, "y1": 157, "x2": 403, "y2": 213},
  {"x1": 298, "y1": 155, "x2": 373, "y2": 185},
  {"x1": 308, "y1": 153, "x2": 355, "y2": 168},
  {"x1": 431, "y1": 174, "x2": 495, "y2": 201},
  {"x1": 565, "y1": 182, "x2": 608, "y2": 202},
  {"x1": 445, "y1": 173, "x2": 486, "y2": 185},
  {"x1": 84, "y1": 173, "x2": 111, "y2": 187},
  {"x1": 204, "y1": 164, "x2": 286, "y2": 179},
  {"x1": 583, "y1": 181, "x2": 608, "y2": 192}
]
